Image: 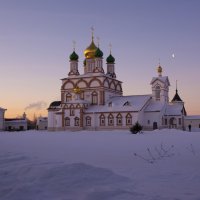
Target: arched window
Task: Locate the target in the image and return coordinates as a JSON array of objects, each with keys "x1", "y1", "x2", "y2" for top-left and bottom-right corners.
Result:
[
  {"x1": 116, "y1": 113, "x2": 122, "y2": 126},
  {"x1": 70, "y1": 105, "x2": 75, "y2": 116},
  {"x1": 65, "y1": 117, "x2": 70, "y2": 126},
  {"x1": 66, "y1": 93, "x2": 72, "y2": 102},
  {"x1": 86, "y1": 116, "x2": 91, "y2": 126},
  {"x1": 99, "y1": 114, "x2": 105, "y2": 126},
  {"x1": 155, "y1": 86, "x2": 161, "y2": 100},
  {"x1": 126, "y1": 113, "x2": 132, "y2": 125},
  {"x1": 92, "y1": 91, "x2": 98, "y2": 105},
  {"x1": 108, "y1": 102, "x2": 112, "y2": 107},
  {"x1": 74, "y1": 117, "x2": 79, "y2": 126},
  {"x1": 108, "y1": 113, "x2": 114, "y2": 126}
]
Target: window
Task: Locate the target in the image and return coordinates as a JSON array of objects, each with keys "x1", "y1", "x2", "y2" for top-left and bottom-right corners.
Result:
[
  {"x1": 165, "y1": 119, "x2": 167, "y2": 125},
  {"x1": 147, "y1": 120, "x2": 150, "y2": 125},
  {"x1": 74, "y1": 117, "x2": 79, "y2": 126},
  {"x1": 80, "y1": 91, "x2": 84, "y2": 100},
  {"x1": 126, "y1": 113, "x2": 132, "y2": 125},
  {"x1": 155, "y1": 85, "x2": 161, "y2": 101},
  {"x1": 92, "y1": 91, "x2": 98, "y2": 105},
  {"x1": 179, "y1": 118, "x2": 181, "y2": 125},
  {"x1": 99, "y1": 114, "x2": 105, "y2": 126},
  {"x1": 66, "y1": 93, "x2": 72, "y2": 102},
  {"x1": 70, "y1": 105, "x2": 75, "y2": 116},
  {"x1": 116, "y1": 113, "x2": 122, "y2": 126},
  {"x1": 86, "y1": 116, "x2": 91, "y2": 126},
  {"x1": 65, "y1": 117, "x2": 70, "y2": 126},
  {"x1": 108, "y1": 113, "x2": 114, "y2": 126},
  {"x1": 123, "y1": 101, "x2": 131, "y2": 106},
  {"x1": 108, "y1": 102, "x2": 112, "y2": 107}
]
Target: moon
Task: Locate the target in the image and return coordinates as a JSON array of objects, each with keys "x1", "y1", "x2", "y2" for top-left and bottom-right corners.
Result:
[{"x1": 172, "y1": 53, "x2": 175, "y2": 58}]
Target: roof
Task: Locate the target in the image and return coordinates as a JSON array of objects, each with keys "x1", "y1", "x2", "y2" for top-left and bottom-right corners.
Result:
[
  {"x1": 86, "y1": 95, "x2": 151, "y2": 113},
  {"x1": 150, "y1": 76, "x2": 170, "y2": 86},
  {"x1": 145, "y1": 101, "x2": 165, "y2": 112},
  {"x1": 164, "y1": 104, "x2": 184, "y2": 116},
  {"x1": 61, "y1": 73, "x2": 122, "y2": 83},
  {"x1": 48, "y1": 101, "x2": 61, "y2": 109},
  {"x1": 171, "y1": 90, "x2": 182, "y2": 102},
  {"x1": 185, "y1": 115, "x2": 200, "y2": 120}
]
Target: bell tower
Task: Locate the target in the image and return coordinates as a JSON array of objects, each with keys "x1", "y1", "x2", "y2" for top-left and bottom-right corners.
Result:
[{"x1": 150, "y1": 65, "x2": 170, "y2": 103}]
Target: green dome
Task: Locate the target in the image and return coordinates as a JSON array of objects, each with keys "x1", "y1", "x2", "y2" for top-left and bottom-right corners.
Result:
[
  {"x1": 69, "y1": 51, "x2": 79, "y2": 61},
  {"x1": 95, "y1": 48, "x2": 103, "y2": 58},
  {"x1": 106, "y1": 53, "x2": 115, "y2": 63}
]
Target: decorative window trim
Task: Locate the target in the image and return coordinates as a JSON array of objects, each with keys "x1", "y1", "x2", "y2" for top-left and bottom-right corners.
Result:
[
  {"x1": 108, "y1": 113, "x2": 114, "y2": 126},
  {"x1": 66, "y1": 93, "x2": 72, "y2": 102},
  {"x1": 126, "y1": 113, "x2": 132, "y2": 125},
  {"x1": 65, "y1": 117, "x2": 70, "y2": 126},
  {"x1": 116, "y1": 113, "x2": 122, "y2": 126},
  {"x1": 99, "y1": 114, "x2": 105, "y2": 126},
  {"x1": 74, "y1": 117, "x2": 79, "y2": 126},
  {"x1": 92, "y1": 91, "x2": 98, "y2": 105},
  {"x1": 86, "y1": 116, "x2": 91, "y2": 126}
]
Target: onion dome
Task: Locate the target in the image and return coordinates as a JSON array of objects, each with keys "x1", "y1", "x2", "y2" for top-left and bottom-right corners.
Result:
[
  {"x1": 106, "y1": 53, "x2": 115, "y2": 63},
  {"x1": 95, "y1": 47, "x2": 103, "y2": 58},
  {"x1": 69, "y1": 51, "x2": 79, "y2": 61},
  {"x1": 157, "y1": 65, "x2": 162, "y2": 73},
  {"x1": 84, "y1": 39, "x2": 98, "y2": 59}
]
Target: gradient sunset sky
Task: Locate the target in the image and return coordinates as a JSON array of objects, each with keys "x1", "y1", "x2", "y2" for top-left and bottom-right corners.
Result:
[{"x1": 0, "y1": 0, "x2": 200, "y2": 119}]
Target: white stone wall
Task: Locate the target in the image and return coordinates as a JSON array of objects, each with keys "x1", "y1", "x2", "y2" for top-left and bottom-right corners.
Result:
[{"x1": 184, "y1": 118, "x2": 200, "y2": 132}]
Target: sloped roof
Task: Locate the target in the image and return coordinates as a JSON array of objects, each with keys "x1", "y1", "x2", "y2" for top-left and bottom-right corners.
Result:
[
  {"x1": 144, "y1": 101, "x2": 165, "y2": 112},
  {"x1": 171, "y1": 90, "x2": 182, "y2": 102},
  {"x1": 150, "y1": 76, "x2": 170, "y2": 86},
  {"x1": 86, "y1": 95, "x2": 151, "y2": 113},
  {"x1": 48, "y1": 101, "x2": 61, "y2": 110},
  {"x1": 184, "y1": 115, "x2": 200, "y2": 120},
  {"x1": 164, "y1": 104, "x2": 184, "y2": 116}
]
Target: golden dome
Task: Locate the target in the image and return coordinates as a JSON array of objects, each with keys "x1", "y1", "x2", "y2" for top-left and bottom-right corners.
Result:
[
  {"x1": 157, "y1": 65, "x2": 162, "y2": 73},
  {"x1": 84, "y1": 39, "x2": 98, "y2": 59}
]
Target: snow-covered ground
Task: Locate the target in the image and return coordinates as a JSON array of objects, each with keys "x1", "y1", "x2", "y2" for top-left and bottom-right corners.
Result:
[{"x1": 0, "y1": 129, "x2": 200, "y2": 200}]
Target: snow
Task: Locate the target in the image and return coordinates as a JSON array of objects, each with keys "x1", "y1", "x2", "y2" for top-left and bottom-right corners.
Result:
[
  {"x1": 86, "y1": 95, "x2": 151, "y2": 113},
  {"x1": 1, "y1": 129, "x2": 200, "y2": 200}
]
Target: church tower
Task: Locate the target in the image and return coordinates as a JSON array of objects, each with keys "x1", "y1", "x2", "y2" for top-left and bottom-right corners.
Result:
[
  {"x1": 106, "y1": 51, "x2": 116, "y2": 78},
  {"x1": 171, "y1": 81, "x2": 184, "y2": 104},
  {"x1": 150, "y1": 65, "x2": 170, "y2": 103},
  {"x1": 68, "y1": 47, "x2": 80, "y2": 76}
]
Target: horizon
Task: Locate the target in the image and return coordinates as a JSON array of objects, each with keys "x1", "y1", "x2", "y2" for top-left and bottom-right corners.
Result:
[{"x1": 1, "y1": 0, "x2": 200, "y2": 119}]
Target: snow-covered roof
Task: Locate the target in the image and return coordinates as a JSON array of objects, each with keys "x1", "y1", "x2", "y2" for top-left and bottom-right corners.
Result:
[
  {"x1": 150, "y1": 76, "x2": 170, "y2": 86},
  {"x1": 144, "y1": 101, "x2": 164, "y2": 112},
  {"x1": 164, "y1": 104, "x2": 184, "y2": 116},
  {"x1": 61, "y1": 73, "x2": 122, "y2": 82},
  {"x1": 185, "y1": 115, "x2": 200, "y2": 120},
  {"x1": 66, "y1": 99, "x2": 89, "y2": 104},
  {"x1": 86, "y1": 95, "x2": 151, "y2": 113}
]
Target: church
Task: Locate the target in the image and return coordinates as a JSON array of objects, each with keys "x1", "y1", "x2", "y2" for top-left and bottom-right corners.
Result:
[{"x1": 48, "y1": 33, "x2": 186, "y2": 131}]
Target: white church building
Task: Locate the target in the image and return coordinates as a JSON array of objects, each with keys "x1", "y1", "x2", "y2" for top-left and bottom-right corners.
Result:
[{"x1": 48, "y1": 33, "x2": 186, "y2": 131}]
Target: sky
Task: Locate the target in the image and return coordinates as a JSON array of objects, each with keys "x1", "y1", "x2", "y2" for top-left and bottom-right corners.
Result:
[{"x1": 0, "y1": 0, "x2": 200, "y2": 119}]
